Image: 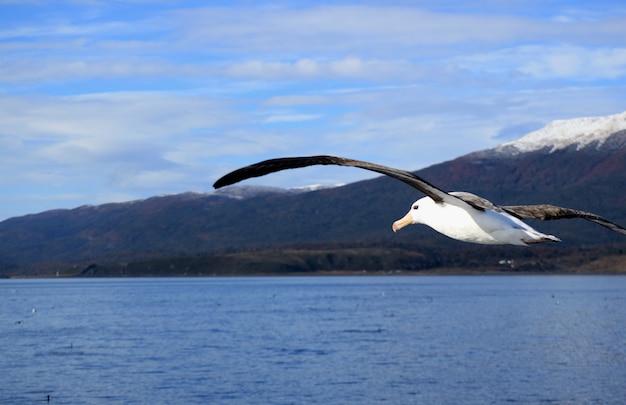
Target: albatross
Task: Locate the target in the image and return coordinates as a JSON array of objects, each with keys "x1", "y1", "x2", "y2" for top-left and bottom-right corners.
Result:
[{"x1": 213, "y1": 155, "x2": 626, "y2": 246}]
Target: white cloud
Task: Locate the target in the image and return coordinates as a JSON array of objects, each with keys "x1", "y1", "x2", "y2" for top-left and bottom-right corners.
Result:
[
  {"x1": 455, "y1": 45, "x2": 626, "y2": 81},
  {"x1": 263, "y1": 114, "x2": 322, "y2": 124},
  {"x1": 264, "y1": 95, "x2": 331, "y2": 106},
  {"x1": 172, "y1": 5, "x2": 626, "y2": 55},
  {"x1": 107, "y1": 168, "x2": 186, "y2": 189}
]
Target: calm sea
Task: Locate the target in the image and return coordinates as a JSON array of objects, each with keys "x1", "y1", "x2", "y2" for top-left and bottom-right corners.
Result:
[{"x1": 1, "y1": 275, "x2": 625, "y2": 404}]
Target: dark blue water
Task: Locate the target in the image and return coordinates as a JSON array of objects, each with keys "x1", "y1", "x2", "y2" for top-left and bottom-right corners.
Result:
[{"x1": 1, "y1": 276, "x2": 625, "y2": 404}]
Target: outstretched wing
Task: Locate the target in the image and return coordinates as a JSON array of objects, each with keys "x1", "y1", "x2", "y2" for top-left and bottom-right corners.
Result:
[
  {"x1": 502, "y1": 204, "x2": 626, "y2": 236},
  {"x1": 213, "y1": 155, "x2": 453, "y2": 204}
]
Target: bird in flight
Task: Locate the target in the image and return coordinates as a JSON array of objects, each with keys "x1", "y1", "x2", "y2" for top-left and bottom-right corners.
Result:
[{"x1": 213, "y1": 155, "x2": 626, "y2": 246}]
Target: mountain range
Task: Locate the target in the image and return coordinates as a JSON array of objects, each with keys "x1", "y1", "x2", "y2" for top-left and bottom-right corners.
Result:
[{"x1": 2, "y1": 111, "x2": 626, "y2": 277}]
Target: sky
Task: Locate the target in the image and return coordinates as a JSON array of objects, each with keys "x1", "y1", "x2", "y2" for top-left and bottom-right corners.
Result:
[{"x1": 1, "y1": 0, "x2": 626, "y2": 220}]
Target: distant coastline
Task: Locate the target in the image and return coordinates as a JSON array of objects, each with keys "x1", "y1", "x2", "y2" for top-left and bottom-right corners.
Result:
[{"x1": 4, "y1": 244, "x2": 624, "y2": 278}]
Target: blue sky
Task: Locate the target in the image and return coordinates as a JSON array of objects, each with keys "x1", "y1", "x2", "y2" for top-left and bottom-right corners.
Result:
[{"x1": 1, "y1": 1, "x2": 626, "y2": 220}]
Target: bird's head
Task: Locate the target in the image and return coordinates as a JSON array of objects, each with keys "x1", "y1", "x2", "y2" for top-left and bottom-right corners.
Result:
[{"x1": 392, "y1": 196, "x2": 430, "y2": 232}]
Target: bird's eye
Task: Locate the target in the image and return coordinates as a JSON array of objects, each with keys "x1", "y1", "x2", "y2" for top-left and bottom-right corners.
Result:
[{"x1": 412, "y1": 204, "x2": 419, "y2": 210}]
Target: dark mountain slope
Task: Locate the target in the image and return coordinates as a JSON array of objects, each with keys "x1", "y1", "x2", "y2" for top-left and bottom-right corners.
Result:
[{"x1": 1, "y1": 129, "x2": 626, "y2": 276}]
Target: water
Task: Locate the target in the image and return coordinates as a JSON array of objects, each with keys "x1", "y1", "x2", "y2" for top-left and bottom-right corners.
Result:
[{"x1": 1, "y1": 275, "x2": 625, "y2": 404}]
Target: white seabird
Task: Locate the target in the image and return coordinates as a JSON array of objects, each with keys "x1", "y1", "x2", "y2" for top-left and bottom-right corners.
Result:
[{"x1": 213, "y1": 155, "x2": 626, "y2": 246}]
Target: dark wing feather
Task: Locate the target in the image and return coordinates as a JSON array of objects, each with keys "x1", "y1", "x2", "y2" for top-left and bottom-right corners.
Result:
[
  {"x1": 213, "y1": 155, "x2": 449, "y2": 203},
  {"x1": 449, "y1": 192, "x2": 500, "y2": 212},
  {"x1": 502, "y1": 205, "x2": 626, "y2": 236}
]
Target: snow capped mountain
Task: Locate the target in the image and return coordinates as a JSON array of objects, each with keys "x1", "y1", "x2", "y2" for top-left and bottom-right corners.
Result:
[
  {"x1": 289, "y1": 184, "x2": 343, "y2": 192},
  {"x1": 494, "y1": 111, "x2": 626, "y2": 156},
  {"x1": 213, "y1": 184, "x2": 340, "y2": 199},
  {"x1": 213, "y1": 185, "x2": 295, "y2": 199}
]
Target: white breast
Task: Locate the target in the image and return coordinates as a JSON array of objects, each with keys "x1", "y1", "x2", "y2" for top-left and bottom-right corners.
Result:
[{"x1": 418, "y1": 201, "x2": 531, "y2": 245}]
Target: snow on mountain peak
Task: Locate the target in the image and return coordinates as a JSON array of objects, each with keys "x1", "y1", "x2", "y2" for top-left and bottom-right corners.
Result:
[
  {"x1": 213, "y1": 184, "x2": 341, "y2": 200},
  {"x1": 495, "y1": 111, "x2": 626, "y2": 155}
]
